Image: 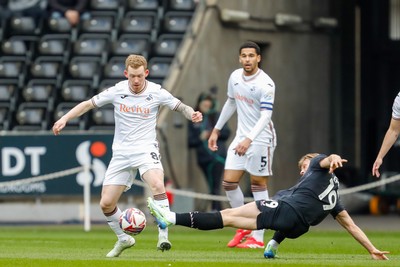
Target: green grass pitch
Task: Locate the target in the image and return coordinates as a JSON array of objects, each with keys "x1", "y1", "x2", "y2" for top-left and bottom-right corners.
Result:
[{"x1": 0, "y1": 223, "x2": 398, "y2": 267}]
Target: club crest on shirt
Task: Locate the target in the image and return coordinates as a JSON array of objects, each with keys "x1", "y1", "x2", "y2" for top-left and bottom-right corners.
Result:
[
  {"x1": 263, "y1": 93, "x2": 273, "y2": 101},
  {"x1": 146, "y1": 94, "x2": 153, "y2": 102}
]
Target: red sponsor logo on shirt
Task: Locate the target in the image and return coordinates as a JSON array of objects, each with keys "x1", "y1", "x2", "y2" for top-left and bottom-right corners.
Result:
[
  {"x1": 235, "y1": 93, "x2": 254, "y2": 104},
  {"x1": 119, "y1": 104, "x2": 150, "y2": 114}
]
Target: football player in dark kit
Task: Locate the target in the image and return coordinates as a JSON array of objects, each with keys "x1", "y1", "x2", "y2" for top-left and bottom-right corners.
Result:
[{"x1": 148, "y1": 153, "x2": 389, "y2": 260}]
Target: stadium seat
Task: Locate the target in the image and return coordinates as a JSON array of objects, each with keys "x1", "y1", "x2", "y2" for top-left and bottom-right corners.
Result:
[
  {"x1": 162, "y1": 11, "x2": 193, "y2": 33},
  {"x1": 111, "y1": 34, "x2": 151, "y2": 57},
  {"x1": 0, "y1": 79, "x2": 18, "y2": 102},
  {"x1": 154, "y1": 34, "x2": 183, "y2": 56},
  {"x1": 148, "y1": 57, "x2": 173, "y2": 79},
  {"x1": 47, "y1": 17, "x2": 72, "y2": 33},
  {"x1": 37, "y1": 34, "x2": 70, "y2": 56},
  {"x1": 1, "y1": 38, "x2": 28, "y2": 56},
  {"x1": 0, "y1": 79, "x2": 18, "y2": 111},
  {"x1": 98, "y1": 79, "x2": 120, "y2": 94},
  {"x1": 22, "y1": 79, "x2": 57, "y2": 106},
  {"x1": 90, "y1": 0, "x2": 120, "y2": 11},
  {"x1": 120, "y1": 11, "x2": 158, "y2": 34},
  {"x1": 168, "y1": 0, "x2": 197, "y2": 11},
  {"x1": 0, "y1": 56, "x2": 26, "y2": 78},
  {"x1": 30, "y1": 56, "x2": 64, "y2": 79},
  {"x1": 127, "y1": 0, "x2": 159, "y2": 10},
  {"x1": 14, "y1": 102, "x2": 49, "y2": 130},
  {"x1": 61, "y1": 79, "x2": 93, "y2": 102},
  {"x1": 80, "y1": 11, "x2": 117, "y2": 33},
  {"x1": 54, "y1": 102, "x2": 87, "y2": 129},
  {"x1": 9, "y1": 16, "x2": 41, "y2": 35},
  {"x1": 91, "y1": 106, "x2": 115, "y2": 125},
  {"x1": 0, "y1": 103, "x2": 11, "y2": 130},
  {"x1": 69, "y1": 56, "x2": 102, "y2": 79},
  {"x1": 73, "y1": 33, "x2": 110, "y2": 57},
  {"x1": 103, "y1": 56, "x2": 126, "y2": 79}
]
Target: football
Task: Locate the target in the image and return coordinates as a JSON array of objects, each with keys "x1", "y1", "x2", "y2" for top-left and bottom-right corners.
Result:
[{"x1": 119, "y1": 208, "x2": 147, "y2": 235}]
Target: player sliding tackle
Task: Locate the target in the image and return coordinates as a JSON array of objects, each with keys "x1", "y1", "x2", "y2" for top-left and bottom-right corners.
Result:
[{"x1": 148, "y1": 153, "x2": 389, "y2": 260}]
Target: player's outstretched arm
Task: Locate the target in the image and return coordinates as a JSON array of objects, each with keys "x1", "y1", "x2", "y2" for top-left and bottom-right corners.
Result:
[
  {"x1": 319, "y1": 154, "x2": 348, "y2": 173},
  {"x1": 52, "y1": 100, "x2": 94, "y2": 135},
  {"x1": 372, "y1": 118, "x2": 400, "y2": 177},
  {"x1": 335, "y1": 210, "x2": 389, "y2": 260},
  {"x1": 175, "y1": 103, "x2": 202, "y2": 123}
]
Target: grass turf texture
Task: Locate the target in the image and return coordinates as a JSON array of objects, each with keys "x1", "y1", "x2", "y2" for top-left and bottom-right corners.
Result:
[{"x1": 0, "y1": 224, "x2": 398, "y2": 267}]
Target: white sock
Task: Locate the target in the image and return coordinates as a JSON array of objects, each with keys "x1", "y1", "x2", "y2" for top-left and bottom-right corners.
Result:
[
  {"x1": 105, "y1": 207, "x2": 130, "y2": 241},
  {"x1": 166, "y1": 211, "x2": 176, "y2": 224},
  {"x1": 251, "y1": 190, "x2": 269, "y2": 242},
  {"x1": 225, "y1": 187, "x2": 244, "y2": 208},
  {"x1": 155, "y1": 199, "x2": 170, "y2": 238},
  {"x1": 267, "y1": 239, "x2": 279, "y2": 249}
]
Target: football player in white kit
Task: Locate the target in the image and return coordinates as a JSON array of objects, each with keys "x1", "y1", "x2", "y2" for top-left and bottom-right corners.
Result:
[
  {"x1": 372, "y1": 92, "x2": 400, "y2": 177},
  {"x1": 208, "y1": 41, "x2": 276, "y2": 248},
  {"x1": 52, "y1": 55, "x2": 203, "y2": 257}
]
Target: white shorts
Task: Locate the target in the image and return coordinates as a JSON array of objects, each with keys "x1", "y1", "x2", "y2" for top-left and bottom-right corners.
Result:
[
  {"x1": 103, "y1": 144, "x2": 163, "y2": 191},
  {"x1": 225, "y1": 140, "x2": 275, "y2": 176}
]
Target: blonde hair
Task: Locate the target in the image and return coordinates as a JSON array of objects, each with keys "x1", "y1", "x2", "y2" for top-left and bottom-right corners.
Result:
[
  {"x1": 298, "y1": 153, "x2": 319, "y2": 169},
  {"x1": 125, "y1": 54, "x2": 147, "y2": 70}
]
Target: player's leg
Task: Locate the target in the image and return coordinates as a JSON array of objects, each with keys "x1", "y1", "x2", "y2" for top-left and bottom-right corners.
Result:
[
  {"x1": 101, "y1": 155, "x2": 137, "y2": 257},
  {"x1": 148, "y1": 198, "x2": 260, "y2": 230},
  {"x1": 222, "y1": 169, "x2": 251, "y2": 247},
  {"x1": 101, "y1": 184, "x2": 135, "y2": 257},
  {"x1": 237, "y1": 145, "x2": 275, "y2": 249},
  {"x1": 264, "y1": 231, "x2": 286, "y2": 258},
  {"x1": 142, "y1": 168, "x2": 172, "y2": 251}
]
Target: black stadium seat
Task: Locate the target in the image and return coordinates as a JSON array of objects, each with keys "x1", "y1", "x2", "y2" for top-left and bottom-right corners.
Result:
[
  {"x1": 30, "y1": 56, "x2": 64, "y2": 79},
  {"x1": 127, "y1": 0, "x2": 159, "y2": 11},
  {"x1": 111, "y1": 34, "x2": 151, "y2": 57},
  {"x1": 163, "y1": 11, "x2": 192, "y2": 33},
  {"x1": 61, "y1": 79, "x2": 93, "y2": 102},
  {"x1": 73, "y1": 33, "x2": 110, "y2": 56},
  {"x1": 38, "y1": 34, "x2": 70, "y2": 56},
  {"x1": 69, "y1": 56, "x2": 102, "y2": 79},
  {"x1": 80, "y1": 11, "x2": 117, "y2": 33},
  {"x1": 120, "y1": 11, "x2": 158, "y2": 34},
  {"x1": 148, "y1": 57, "x2": 173, "y2": 79},
  {"x1": 14, "y1": 102, "x2": 50, "y2": 130},
  {"x1": 0, "y1": 56, "x2": 26, "y2": 78},
  {"x1": 154, "y1": 34, "x2": 183, "y2": 56},
  {"x1": 22, "y1": 79, "x2": 57, "y2": 105},
  {"x1": 90, "y1": 0, "x2": 120, "y2": 11},
  {"x1": 103, "y1": 56, "x2": 126, "y2": 79}
]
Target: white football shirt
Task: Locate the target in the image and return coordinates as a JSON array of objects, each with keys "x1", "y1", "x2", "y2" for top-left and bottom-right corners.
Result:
[
  {"x1": 91, "y1": 80, "x2": 181, "y2": 152},
  {"x1": 392, "y1": 92, "x2": 400, "y2": 120},
  {"x1": 227, "y1": 68, "x2": 276, "y2": 146}
]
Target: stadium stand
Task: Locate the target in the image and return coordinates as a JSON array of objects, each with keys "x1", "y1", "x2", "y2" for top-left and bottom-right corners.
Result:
[{"x1": 0, "y1": 0, "x2": 197, "y2": 131}]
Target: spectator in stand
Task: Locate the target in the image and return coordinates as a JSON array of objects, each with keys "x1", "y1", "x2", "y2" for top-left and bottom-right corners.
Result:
[
  {"x1": 188, "y1": 92, "x2": 230, "y2": 211},
  {"x1": 48, "y1": 0, "x2": 89, "y2": 27}
]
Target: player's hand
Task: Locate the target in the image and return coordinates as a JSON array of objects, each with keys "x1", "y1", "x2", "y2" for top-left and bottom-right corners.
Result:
[
  {"x1": 370, "y1": 249, "x2": 389, "y2": 260},
  {"x1": 372, "y1": 159, "x2": 382, "y2": 178},
  {"x1": 208, "y1": 129, "x2": 219, "y2": 151},
  {"x1": 328, "y1": 155, "x2": 347, "y2": 173},
  {"x1": 234, "y1": 138, "x2": 251, "y2": 156},
  {"x1": 52, "y1": 118, "x2": 67, "y2": 135},
  {"x1": 192, "y1": 111, "x2": 203, "y2": 123}
]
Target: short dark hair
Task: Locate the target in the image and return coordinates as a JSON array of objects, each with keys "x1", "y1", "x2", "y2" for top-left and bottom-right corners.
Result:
[{"x1": 239, "y1": 41, "x2": 261, "y2": 55}]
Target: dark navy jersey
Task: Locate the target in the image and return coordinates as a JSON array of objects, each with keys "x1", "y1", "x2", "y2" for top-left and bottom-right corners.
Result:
[{"x1": 277, "y1": 154, "x2": 345, "y2": 226}]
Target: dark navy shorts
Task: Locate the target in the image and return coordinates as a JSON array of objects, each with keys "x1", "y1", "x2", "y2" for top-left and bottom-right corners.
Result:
[{"x1": 256, "y1": 199, "x2": 309, "y2": 239}]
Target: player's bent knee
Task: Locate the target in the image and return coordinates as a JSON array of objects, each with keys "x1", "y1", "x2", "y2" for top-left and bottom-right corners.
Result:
[{"x1": 222, "y1": 181, "x2": 239, "y2": 191}]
